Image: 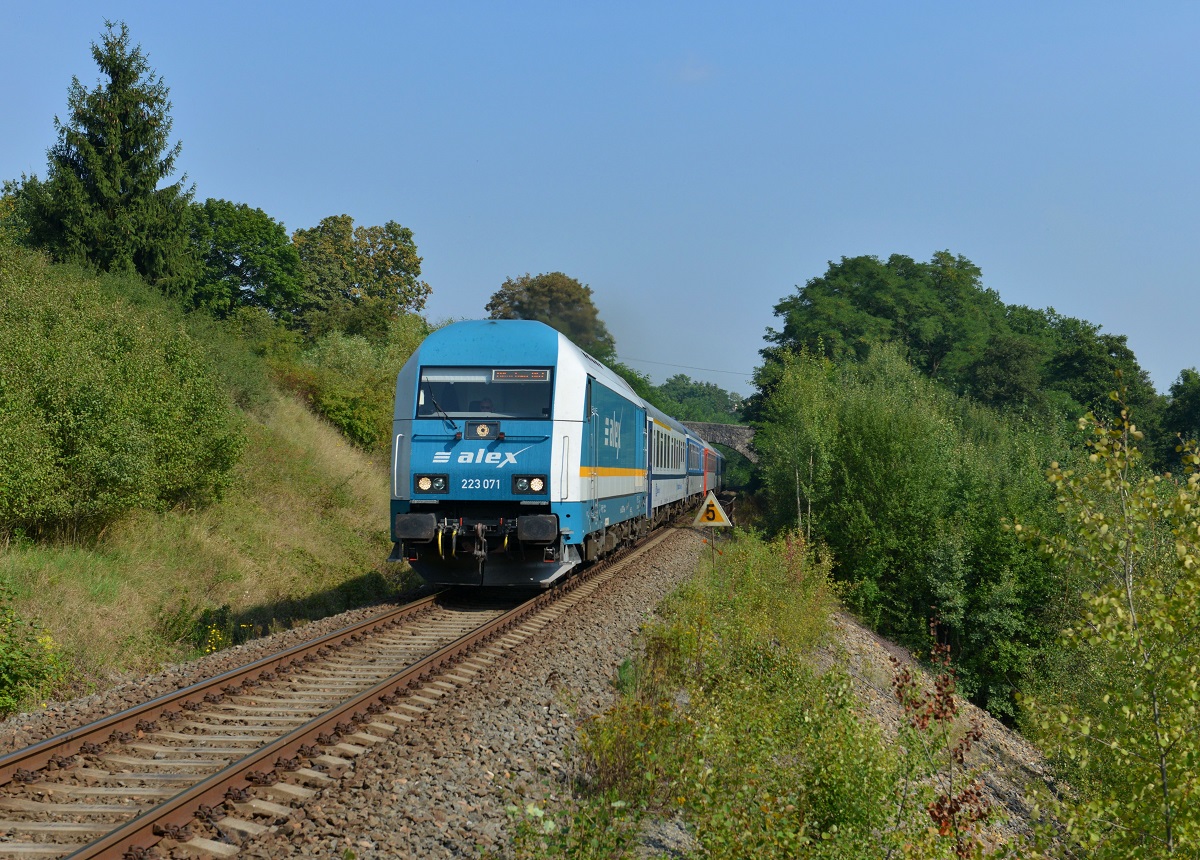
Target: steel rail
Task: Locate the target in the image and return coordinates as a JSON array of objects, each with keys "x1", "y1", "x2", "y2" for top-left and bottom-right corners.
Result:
[
  {"x1": 65, "y1": 536, "x2": 650, "y2": 859},
  {"x1": 0, "y1": 525, "x2": 681, "y2": 859},
  {"x1": 0, "y1": 593, "x2": 442, "y2": 788}
]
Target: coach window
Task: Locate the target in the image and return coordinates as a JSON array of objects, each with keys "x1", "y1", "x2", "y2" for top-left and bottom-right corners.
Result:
[{"x1": 416, "y1": 367, "x2": 553, "y2": 419}]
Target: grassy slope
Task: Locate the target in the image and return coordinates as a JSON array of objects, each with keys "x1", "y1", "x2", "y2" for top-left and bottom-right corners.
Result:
[{"x1": 1, "y1": 391, "x2": 416, "y2": 691}]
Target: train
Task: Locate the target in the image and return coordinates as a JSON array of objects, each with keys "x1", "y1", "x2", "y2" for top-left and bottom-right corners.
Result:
[{"x1": 387, "y1": 319, "x2": 724, "y2": 586}]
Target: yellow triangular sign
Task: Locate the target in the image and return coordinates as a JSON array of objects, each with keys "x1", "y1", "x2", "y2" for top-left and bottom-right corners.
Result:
[{"x1": 692, "y1": 491, "x2": 732, "y2": 528}]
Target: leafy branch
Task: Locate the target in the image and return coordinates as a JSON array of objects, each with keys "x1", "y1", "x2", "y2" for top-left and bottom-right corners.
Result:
[{"x1": 1015, "y1": 391, "x2": 1200, "y2": 858}]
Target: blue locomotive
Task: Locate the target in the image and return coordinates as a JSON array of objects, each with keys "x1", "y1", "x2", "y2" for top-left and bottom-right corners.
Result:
[{"x1": 388, "y1": 319, "x2": 724, "y2": 586}]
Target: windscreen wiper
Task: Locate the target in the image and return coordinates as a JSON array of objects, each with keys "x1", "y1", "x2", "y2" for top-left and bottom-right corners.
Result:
[{"x1": 425, "y1": 386, "x2": 459, "y2": 430}]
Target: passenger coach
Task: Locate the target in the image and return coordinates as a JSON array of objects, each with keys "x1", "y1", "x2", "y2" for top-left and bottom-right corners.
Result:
[{"x1": 389, "y1": 319, "x2": 722, "y2": 586}]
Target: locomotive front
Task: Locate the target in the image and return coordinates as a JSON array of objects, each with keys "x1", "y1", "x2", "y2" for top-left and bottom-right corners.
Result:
[{"x1": 388, "y1": 321, "x2": 583, "y2": 586}]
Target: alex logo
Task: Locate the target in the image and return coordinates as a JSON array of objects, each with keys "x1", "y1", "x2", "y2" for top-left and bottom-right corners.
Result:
[
  {"x1": 604, "y1": 413, "x2": 622, "y2": 453},
  {"x1": 432, "y1": 445, "x2": 533, "y2": 468}
]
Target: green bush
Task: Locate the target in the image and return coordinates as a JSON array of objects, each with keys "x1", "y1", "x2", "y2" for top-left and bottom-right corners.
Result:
[
  {"x1": 0, "y1": 581, "x2": 67, "y2": 715},
  {"x1": 753, "y1": 344, "x2": 1066, "y2": 717},
  {"x1": 0, "y1": 240, "x2": 244, "y2": 538},
  {"x1": 511, "y1": 532, "x2": 976, "y2": 860},
  {"x1": 181, "y1": 311, "x2": 275, "y2": 413},
  {"x1": 290, "y1": 314, "x2": 431, "y2": 451}
]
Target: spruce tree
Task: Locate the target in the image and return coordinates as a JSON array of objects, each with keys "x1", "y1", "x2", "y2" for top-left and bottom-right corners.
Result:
[{"x1": 21, "y1": 21, "x2": 198, "y2": 296}]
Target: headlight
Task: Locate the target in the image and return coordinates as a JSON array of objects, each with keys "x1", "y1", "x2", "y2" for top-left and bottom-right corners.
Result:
[
  {"x1": 414, "y1": 474, "x2": 449, "y2": 494},
  {"x1": 513, "y1": 475, "x2": 548, "y2": 495}
]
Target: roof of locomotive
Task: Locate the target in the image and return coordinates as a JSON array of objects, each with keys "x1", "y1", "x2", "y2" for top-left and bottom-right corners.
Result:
[{"x1": 414, "y1": 319, "x2": 561, "y2": 366}]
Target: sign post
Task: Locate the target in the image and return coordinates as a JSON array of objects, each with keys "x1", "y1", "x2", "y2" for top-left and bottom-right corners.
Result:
[{"x1": 692, "y1": 491, "x2": 732, "y2": 568}]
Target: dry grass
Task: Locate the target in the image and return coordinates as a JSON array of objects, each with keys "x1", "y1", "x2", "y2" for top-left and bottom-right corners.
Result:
[{"x1": 0, "y1": 392, "x2": 415, "y2": 688}]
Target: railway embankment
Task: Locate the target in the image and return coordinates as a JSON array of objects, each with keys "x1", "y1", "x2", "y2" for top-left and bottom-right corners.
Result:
[
  {"x1": 0, "y1": 391, "x2": 417, "y2": 706},
  {"x1": 0, "y1": 526, "x2": 707, "y2": 858},
  {"x1": 493, "y1": 529, "x2": 1055, "y2": 859},
  {"x1": 0, "y1": 526, "x2": 1055, "y2": 859}
]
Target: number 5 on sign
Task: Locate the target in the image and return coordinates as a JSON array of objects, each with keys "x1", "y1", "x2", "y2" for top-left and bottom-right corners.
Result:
[{"x1": 692, "y1": 491, "x2": 732, "y2": 528}]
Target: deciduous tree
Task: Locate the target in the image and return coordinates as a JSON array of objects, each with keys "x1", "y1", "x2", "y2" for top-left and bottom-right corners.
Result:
[
  {"x1": 967, "y1": 334, "x2": 1044, "y2": 410},
  {"x1": 654, "y1": 374, "x2": 743, "y2": 423},
  {"x1": 486, "y1": 272, "x2": 616, "y2": 362},
  {"x1": 1165, "y1": 368, "x2": 1200, "y2": 444},
  {"x1": 292, "y1": 214, "x2": 430, "y2": 339},
  {"x1": 193, "y1": 199, "x2": 302, "y2": 319},
  {"x1": 755, "y1": 344, "x2": 1062, "y2": 717},
  {"x1": 764, "y1": 251, "x2": 1002, "y2": 385},
  {"x1": 1019, "y1": 405, "x2": 1200, "y2": 858},
  {"x1": 763, "y1": 252, "x2": 1167, "y2": 453}
]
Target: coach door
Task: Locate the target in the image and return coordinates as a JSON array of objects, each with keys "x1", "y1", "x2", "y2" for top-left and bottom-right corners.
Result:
[
  {"x1": 645, "y1": 416, "x2": 654, "y2": 518},
  {"x1": 586, "y1": 378, "x2": 599, "y2": 522}
]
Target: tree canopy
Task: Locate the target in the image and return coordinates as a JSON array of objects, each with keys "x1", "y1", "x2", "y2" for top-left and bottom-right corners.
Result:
[
  {"x1": 292, "y1": 214, "x2": 430, "y2": 340},
  {"x1": 1167, "y1": 368, "x2": 1200, "y2": 436},
  {"x1": 486, "y1": 272, "x2": 616, "y2": 362},
  {"x1": 8, "y1": 22, "x2": 198, "y2": 296},
  {"x1": 765, "y1": 252, "x2": 1001, "y2": 382},
  {"x1": 192, "y1": 198, "x2": 302, "y2": 319},
  {"x1": 764, "y1": 251, "x2": 1162, "y2": 432},
  {"x1": 654, "y1": 374, "x2": 744, "y2": 423}
]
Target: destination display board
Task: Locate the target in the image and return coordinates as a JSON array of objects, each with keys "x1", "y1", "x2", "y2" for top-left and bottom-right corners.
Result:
[{"x1": 493, "y1": 369, "x2": 550, "y2": 382}]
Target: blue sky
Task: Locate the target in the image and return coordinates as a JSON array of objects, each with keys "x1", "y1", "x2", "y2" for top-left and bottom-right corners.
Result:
[{"x1": 5, "y1": 2, "x2": 1198, "y2": 398}]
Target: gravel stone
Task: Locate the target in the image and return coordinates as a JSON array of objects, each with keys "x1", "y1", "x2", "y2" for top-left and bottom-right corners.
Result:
[{"x1": 238, "y1": 527, "x2": 708, "y2": 858}]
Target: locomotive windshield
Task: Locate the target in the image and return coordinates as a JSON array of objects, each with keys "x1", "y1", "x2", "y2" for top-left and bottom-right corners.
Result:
[{"x1": 416, "y1": 366, "x2": 554, "y2": 419}]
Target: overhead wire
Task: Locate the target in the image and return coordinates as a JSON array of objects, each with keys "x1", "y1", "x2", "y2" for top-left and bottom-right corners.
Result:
[{"x1": 616, "y1": 356, "x2": 754, "y2": 377}]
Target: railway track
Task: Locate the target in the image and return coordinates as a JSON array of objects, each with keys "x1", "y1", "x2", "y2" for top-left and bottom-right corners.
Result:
[{"x1": 0, "y1": 529, "x2": 675, "y2": 859}]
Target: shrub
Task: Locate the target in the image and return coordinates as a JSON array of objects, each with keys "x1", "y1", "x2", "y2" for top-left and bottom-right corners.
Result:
[
  {"x1": 290, "y1": 314, "x2": 431, "y2": 451},
  {"x1": 505, "y1": 532, "x2": 1005, "y2": 859},
  {"x1": 0, "y1": 582, "x2": 67, "y2": 714},
  {"x1": 545, "y1": 533, "x2": 974, "y2": 859},
  {"x1": 0, "y1": 240, "x2": 244, "y2": 539}
]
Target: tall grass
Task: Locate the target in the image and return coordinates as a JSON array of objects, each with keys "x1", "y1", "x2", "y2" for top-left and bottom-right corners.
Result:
[{"x1": 0, "y1": 392, "x2": 417, "y2": 697}]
